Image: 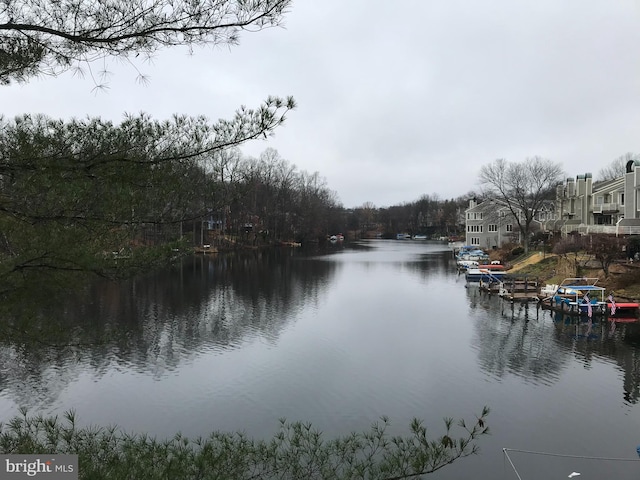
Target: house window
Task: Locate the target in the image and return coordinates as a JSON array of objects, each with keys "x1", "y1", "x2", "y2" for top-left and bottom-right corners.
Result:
[
  {"x1": 596, "y1": 196, "x2": 604, "y2": 205},
  {"x1": 472, "y1": 212, "x2": 483, "y2": 220},
  {"x1": 488, "y1": 224, "x2": 497, "y2": 232},
  {"x1": 467, "y1": 225, "x2": 483, "y2": 233},
  {"x1": 506, "y1": 224, "x2": 513, "y2": 232},
  {"x1": 621, "y1": 193, "x2": 625, "y2": 205},
  {"x1": 470, "y1": 237, "x2": 480, "y2": 245}
]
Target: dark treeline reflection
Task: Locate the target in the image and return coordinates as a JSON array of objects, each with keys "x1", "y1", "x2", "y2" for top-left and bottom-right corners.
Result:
[
  {"x1": 405, "y1": 251, "x2": 458, "y2": 278},
  {"x1": 335, "y1": 243, "x2": 458, "y2": 279},
  {"x1": 0, "y1": 249, "x2": 338, "y2": 405},
  {"x1": 466, "y1": 285, "x2": 640, "y2": 404}
]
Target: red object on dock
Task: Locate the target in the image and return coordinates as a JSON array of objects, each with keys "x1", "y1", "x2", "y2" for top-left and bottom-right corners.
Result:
[{"x1": 608, "y1": 303, "x2": 639, "y2": 309}]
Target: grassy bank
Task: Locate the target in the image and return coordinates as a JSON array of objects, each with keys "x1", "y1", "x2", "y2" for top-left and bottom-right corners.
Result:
[{"x1": 504, "y1": 252, "x2": 640, "y2": 302}]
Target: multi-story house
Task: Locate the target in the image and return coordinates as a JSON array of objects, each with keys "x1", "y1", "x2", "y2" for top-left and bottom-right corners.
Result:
[
  {"x1": 548, "y1": 173, "x2": 624, "y2": 235},
  {"x1": 551, "y1": 160, "x2": 640, "y2": 236},
  {"x1": 464, "y1": 198, "x2": 522, "y2": 249},
  {"x1": 466, "y1": 159, "x2": 640, "y2": 247}
]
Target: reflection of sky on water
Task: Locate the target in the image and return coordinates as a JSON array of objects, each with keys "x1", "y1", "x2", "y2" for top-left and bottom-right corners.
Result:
[
  {"x1": 467, "y1": 286, "x2": 568, "y2": 386},
  {"x1": 0, "y1": 250, "x2": 339, "y2": 418},
  {"x1": 1, "y1": 241, "x2": 640, "y2": 480},
  {"x1": 467, "y1": 283, "x2": 640, "y2": 405}
]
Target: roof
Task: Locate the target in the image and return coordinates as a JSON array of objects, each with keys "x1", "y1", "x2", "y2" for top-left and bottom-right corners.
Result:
[
  {"x1": 557, "y1": 278, "x2": 606, "y2": 292},
  {"x1": 563, "y1": 285, "x2": 605, "y2": 291}
]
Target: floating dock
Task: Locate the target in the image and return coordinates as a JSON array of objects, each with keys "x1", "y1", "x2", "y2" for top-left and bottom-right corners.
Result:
[{"x1": 499, "y1": 277, "x2": 540, "y2": 302}]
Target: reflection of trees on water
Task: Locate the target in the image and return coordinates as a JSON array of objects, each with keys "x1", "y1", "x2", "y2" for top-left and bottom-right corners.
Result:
[
  {"x1": 467, "y1": 286, "x2": 567, "y2": 385},
  {"x1": 0, "y1": 344, "x2": 87, "y2": 413},
  {"x1": 551, "y1": 311, "x2": 640, "y2": 405},
  {"x1": 620, "y1": 341, "x2": 640, "y2": 405},
  {"x1": 466, "y1": 285, "x2": 640, "y2": 403},
  {"x1": 396, "y1": 250, "x2": 459, "y2": 279},
  {"x1": 0, "y1": 250, "x2": 337, "y2": 408},
  {"x1": 317, "y1": 243, "x2": 457, "y2": 281}
]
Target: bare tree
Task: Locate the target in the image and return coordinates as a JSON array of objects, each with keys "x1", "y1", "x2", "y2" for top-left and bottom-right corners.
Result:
[
  {"x1": 360, "y1": 201, "x2": 376, "y2": 231},
  {"x1": 553, "y1": 235, "x2": 590, "y2": 277},
  {"x1": 479, "y1": 157, "x2": 563, "y2": 254},
  {"x1": 597, "y1": 152, "x2": 638, "y2": 181},
  {"x1": 0, "y1": 0, "x2": 291, "y2": 85},
  {"x1": 588, "y1": 234, "x2": 625, "y2": 277}
]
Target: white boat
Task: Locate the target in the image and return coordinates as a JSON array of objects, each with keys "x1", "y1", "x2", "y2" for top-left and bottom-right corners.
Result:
[
  {"x1": 457, "y1": 259, "x2": 479, "y2": 269},
  {"x1": 457, "y1": 252, "x2": 489, "y2": 262},
  {"x1": 412, "y1": 234, "x2": 428, "y2": 240},
  {"x1": 465, "y1": 268, "x2": 507, "y2": 282},
  {"x1": 539, "y1": 284, "x2": 559, "y2": 297},
  {"x1": 456, "y1": 245, "x2": 490, "y2": 262},
  {"x1": 539, "y1": 278, "x2": 597, "y2": 300}
]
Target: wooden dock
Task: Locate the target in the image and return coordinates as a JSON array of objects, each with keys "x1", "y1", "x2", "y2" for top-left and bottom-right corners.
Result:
[
  {"x1": 499, "y1": 277, "x2": 540, "y2": 302},
  {"x1": 479, "y1": 279, "x2": 501, "y2": 294}
]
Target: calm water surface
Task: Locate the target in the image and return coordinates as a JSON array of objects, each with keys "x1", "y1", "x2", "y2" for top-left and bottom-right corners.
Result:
[{"x1": 2, "y1": 240, "x2": 640, "y2": 478}]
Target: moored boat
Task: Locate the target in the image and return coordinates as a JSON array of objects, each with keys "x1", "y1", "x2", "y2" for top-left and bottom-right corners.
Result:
[
  {"x1": 456, "y1": 245, "x2": 490, "y2": 263},
  {"x1": 465, "y1": 268, "x2": 507, "y2": 282},
  {"x1": 539, "y1": 278, "x2": 608, "y2": 316},
  {"x1": 539, "y1": 284, "x2": 559, "y2": 297},
  {"x1": 457, "y1": 259, "x2": 479, "y2": 270},
  {"x1": 477, "y1": 263, "x2": 505, "y2": 270}
]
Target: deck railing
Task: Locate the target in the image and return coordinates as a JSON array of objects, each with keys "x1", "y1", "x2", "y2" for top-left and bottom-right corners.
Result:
[
  {"x1": 560, "y1": 224, "x2": 640, "y2": 236},
  {"x1": 591, "y1": 202, "x2": 619, "y2": 213}
]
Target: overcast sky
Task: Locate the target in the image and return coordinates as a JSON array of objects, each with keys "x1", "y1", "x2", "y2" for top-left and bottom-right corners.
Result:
[{"x1": 2, "y1": 0, "x2": 640, "y2": 208}]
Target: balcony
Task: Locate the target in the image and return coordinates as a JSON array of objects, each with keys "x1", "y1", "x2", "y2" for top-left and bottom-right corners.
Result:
[{"x1": 592, "y1": 202, "x2": 619, "y2": 214}]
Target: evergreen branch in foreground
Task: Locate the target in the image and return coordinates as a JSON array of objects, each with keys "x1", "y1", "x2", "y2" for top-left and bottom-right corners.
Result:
[{"x1": 0, "y1": 407, "x2": 490, "y2": 479}]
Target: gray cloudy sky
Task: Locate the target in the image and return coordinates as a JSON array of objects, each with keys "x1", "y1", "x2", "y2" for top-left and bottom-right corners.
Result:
[{"x1": 2, "y1": 0, "x2": 640, "y2": 208}]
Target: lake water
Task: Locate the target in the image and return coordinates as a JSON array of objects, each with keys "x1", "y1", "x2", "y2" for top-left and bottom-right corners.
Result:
[{"x1": 2, "y1": 240, "x2": 640, "y2": 478}]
